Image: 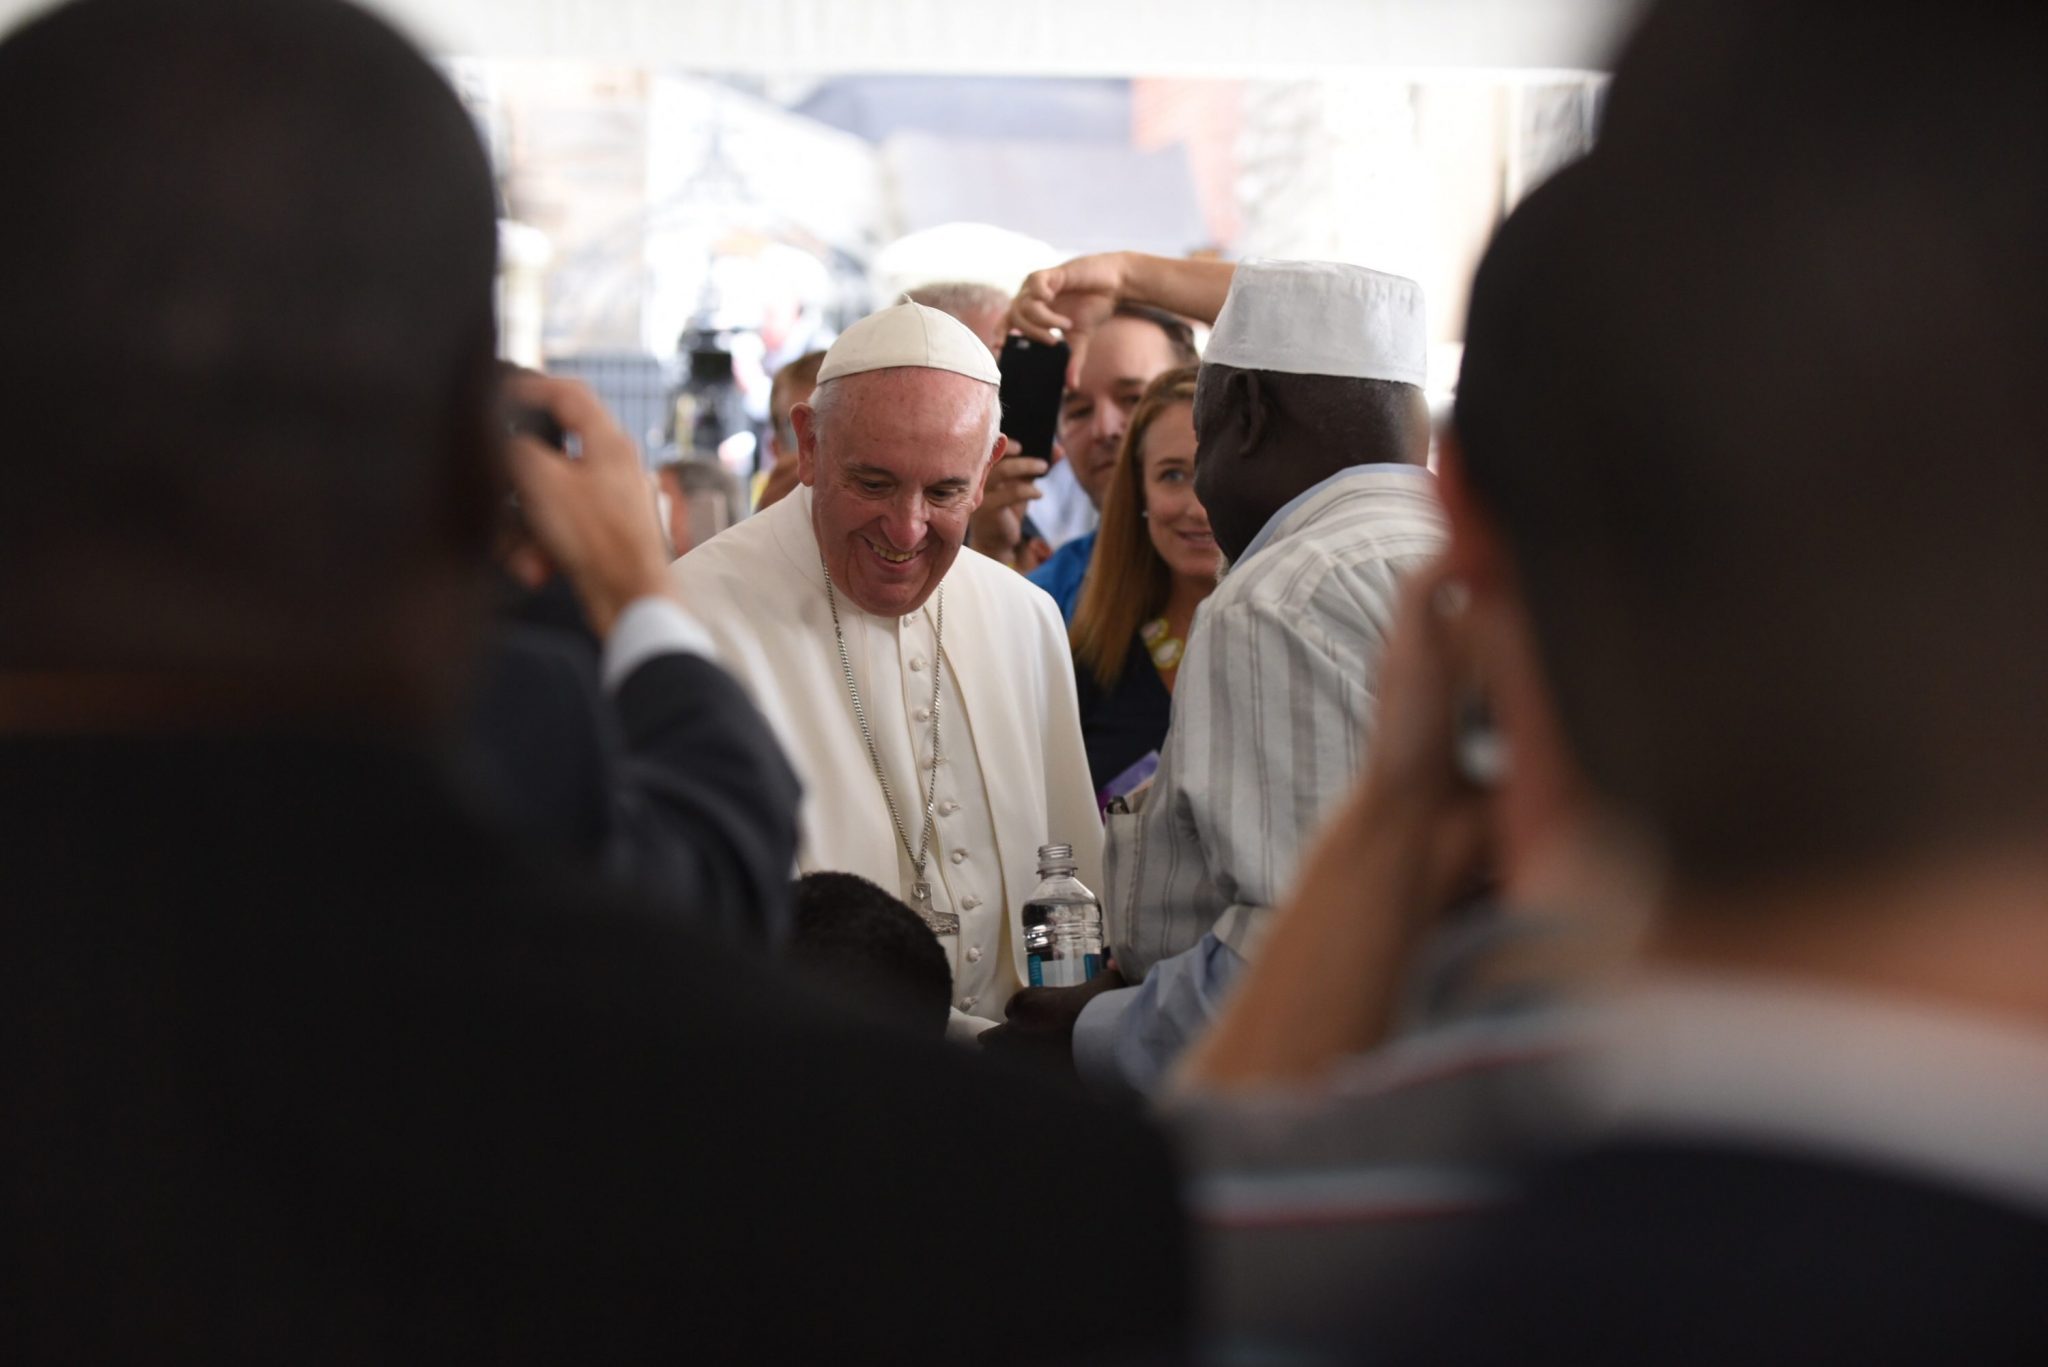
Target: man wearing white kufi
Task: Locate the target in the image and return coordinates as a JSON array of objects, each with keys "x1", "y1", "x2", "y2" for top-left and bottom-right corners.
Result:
[
  {"x1": 997, "y1": 253, "x2": 1449, "y2": 1085},
  {"x1": 671, "y1": 301, "x2": 1101, "y2": 1037}
]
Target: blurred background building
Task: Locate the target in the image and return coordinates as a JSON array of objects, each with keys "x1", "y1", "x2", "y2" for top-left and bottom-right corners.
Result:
[{"x1": 0, "y1": 0, "x2": 1631, "y2": 479}]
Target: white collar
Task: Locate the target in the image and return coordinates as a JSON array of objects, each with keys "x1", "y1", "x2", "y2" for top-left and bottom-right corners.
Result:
[
  {"x1": 1586, "y1": 973, "x2": 2048, "y2": 1214},
  {"x1": 1233, "y1": 462, "x2": 1429, "y2": 566}
]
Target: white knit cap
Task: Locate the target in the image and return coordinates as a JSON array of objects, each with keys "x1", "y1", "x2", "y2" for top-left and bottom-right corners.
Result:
[
  {"x1": 815, "y1": 300, "x2": 1002, "y2": 387},
  {"x1": 1204, "y1": 259, "x2": 1427, "y2": 386}
]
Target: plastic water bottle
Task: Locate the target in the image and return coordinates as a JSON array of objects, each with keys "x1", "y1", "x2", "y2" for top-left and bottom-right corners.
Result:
[{"x1": 1021, "y1": 843, "x2": 1103, "y2": 988}]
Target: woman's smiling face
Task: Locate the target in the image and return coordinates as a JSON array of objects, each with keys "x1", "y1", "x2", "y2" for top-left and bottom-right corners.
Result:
[{"x1": 1139, "y1": 402, "x2": 1218, "y2": 582}]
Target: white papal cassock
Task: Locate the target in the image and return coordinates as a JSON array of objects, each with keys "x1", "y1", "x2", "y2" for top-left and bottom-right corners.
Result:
[{"x1": 671, "y1": 485, "x2": 1103, "y2": 1032}]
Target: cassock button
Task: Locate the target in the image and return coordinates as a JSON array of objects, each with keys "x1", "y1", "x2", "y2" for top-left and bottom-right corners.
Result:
[
  {"x1": 901, "y1": 615, "x2": 916, "y2": 627},
  {"x1": 962, "y1": 996, "x2": 979, "y2": 1010},
  {"x1": 967, "y1": 946, "x2": 983, "y2": 963},
  {"x1": 961, "y1": 895, "x2": 981, "y2": 910},
  {"x1": 914, "y1": 706, "x2": 930, "y2": 722},
  {"x1": 950, "y1": 849, "x2": 967, "y2": 864},
  {"x1": 939, "y1": 800, "x2": 959, "y2": 816},
  {"x1": 909, "y1": 656, "x2": 926, "y2": 672}
]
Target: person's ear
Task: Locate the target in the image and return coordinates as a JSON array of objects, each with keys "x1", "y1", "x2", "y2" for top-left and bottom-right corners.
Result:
[
  {"x1": 1435, "y1": 429, "x2": 1509, "y2": 599},
  {"x1": 1237, "y1": 370, "x2": 1268, "y2": 460},
  {"x1": 793, "y1": 402, "x2": 821, "y2": 487},
  {"x1": 1436, "y1": 428, "x2": 1528, "y2": 726},
  {"x1": 1206, "y1": 368, "x2": 1264, "y2": 467},
  {"x1": 1436, "y1": 427, "x2": 1590, "y2": 891},
  {"x1": 971, "y1": 432, "x2": 1011, "y2": 508}
]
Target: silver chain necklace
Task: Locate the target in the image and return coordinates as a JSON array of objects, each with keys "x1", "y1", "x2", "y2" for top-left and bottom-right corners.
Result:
[{"x1": 822, "y1": 561, "x2": 946, "y2": 918}]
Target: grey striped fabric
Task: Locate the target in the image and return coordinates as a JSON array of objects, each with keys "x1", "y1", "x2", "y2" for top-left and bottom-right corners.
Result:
[{"x1": 1103, "y1": 467, "x2": 1447, "y2": 981}]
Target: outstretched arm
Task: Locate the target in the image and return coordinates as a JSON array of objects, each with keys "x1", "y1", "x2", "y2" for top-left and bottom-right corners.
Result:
[{"x1": 1009, "y1": 252, "x2": 1237, "y2": 386}]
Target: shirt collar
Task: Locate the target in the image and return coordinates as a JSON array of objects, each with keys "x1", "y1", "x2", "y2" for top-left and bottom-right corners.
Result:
[
  {"x1": 1232, "y1": 463, "x2": 1430, "y2": 567},
  {"x1": 769, "y1": 483, "x2": 828, "y2": 590},
  {"x1": 1586, "y1": 972, "x2": 2048, "y2": 1215}
]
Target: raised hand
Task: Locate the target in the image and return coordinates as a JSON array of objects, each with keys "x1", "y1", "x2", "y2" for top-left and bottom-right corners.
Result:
[
  {"x1": 967, "y1": 437, "x2": 1048, "y2": 570},
  {"x1": 1009, "y1": 252, "x2": 1131, "y2": 388},
  {"x1": 503, "y1": 369, "x2": 676, "y2": 637}
]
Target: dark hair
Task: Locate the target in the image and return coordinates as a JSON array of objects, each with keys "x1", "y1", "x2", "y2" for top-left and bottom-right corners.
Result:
[
  {"x1": 1112, "y1": 303, "x2": 1199, "y2": 368},
  {"x1": 0, "y1": 0, "x2": 500, "y2": 693},
  {"x1": 1454, "y1": 0, "x2": 2048, "y2": 894},
  {"x1": 785, "y1": 873, "x2": 953, "y2": 1035}
]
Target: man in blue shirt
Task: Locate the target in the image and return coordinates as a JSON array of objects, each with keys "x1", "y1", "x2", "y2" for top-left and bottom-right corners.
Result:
[{"x1": 968, "y1": 303, "x2": 1196, "y2": 610}]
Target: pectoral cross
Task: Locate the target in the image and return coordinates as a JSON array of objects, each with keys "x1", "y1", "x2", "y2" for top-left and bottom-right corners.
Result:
[{"x1": 914, "y1": 880, "x2": 961, "y2": 936}]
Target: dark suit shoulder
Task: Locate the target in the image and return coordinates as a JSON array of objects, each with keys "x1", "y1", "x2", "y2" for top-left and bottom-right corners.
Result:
[
  {"x1": 1372, "y1": 1138, "x2": 2048, "y2": 1366},
  {"x1": 611, "y1": 648, "x2": 743, "y2": 720}
]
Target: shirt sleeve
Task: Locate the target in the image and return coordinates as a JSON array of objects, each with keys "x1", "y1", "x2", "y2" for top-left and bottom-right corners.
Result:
[
  {"x1": 601, "y1": 594, "x2": 718, "y2": 692},
  {"x1": 1096, "y1": 548, "x2": 1427, "y2": 1086},
  {"x1": 1108, "y1": 595, "x2": 1369, "y2": 977},
  {"x1": 947, "y1": 1007, "x2": 1000, "y2": 1042},
  {"x1": 1189, "y1": 598, "x2": 1374, "y2": 918},
  {"x1": 1073, "y1": 932, "x2": 1248, "y2": 1093}
]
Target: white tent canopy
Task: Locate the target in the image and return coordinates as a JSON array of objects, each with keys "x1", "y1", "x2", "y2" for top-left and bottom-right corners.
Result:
[{"x1": 0, "y1": 0, "x2": 1640, "y2": 74}]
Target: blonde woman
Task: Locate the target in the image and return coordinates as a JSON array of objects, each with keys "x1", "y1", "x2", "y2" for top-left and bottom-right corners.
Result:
[{"x1": 1068, "y1": 365, "x2": 1218, "y2": 801}]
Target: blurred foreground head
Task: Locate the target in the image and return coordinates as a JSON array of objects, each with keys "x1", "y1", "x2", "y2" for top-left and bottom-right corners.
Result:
[
  {"x1": 0, "y1": 0, "x2": 500, "y2": 720},
  {"x1": 1454, "y1": 1, "x2": 2048, "y2": 898},
  {"x1": 786, "y1": 872, "x2": 953, "y2": 1037}
]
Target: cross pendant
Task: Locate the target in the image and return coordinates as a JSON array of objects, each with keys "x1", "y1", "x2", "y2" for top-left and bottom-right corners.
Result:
[{"x1": 912, "y1": 880, "x2": 960, "y2": 936}]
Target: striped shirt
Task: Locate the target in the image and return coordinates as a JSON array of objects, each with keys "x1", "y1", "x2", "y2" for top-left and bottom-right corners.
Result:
[
  {"x1": 1102, "y1": 465, "x2": 1447, "y2": 980},
  {"x1": 1167, "y1": 908, "x2": 1599, "y2": 1356}
]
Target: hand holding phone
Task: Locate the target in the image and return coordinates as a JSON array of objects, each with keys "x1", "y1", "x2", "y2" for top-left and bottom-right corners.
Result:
[
  {"x1": 1330, "y1": 560, "x2": 1498, "y2": 911},
  {"x1": 997, "y1": 335, "x2": 1069, "y2": 459},
  {"x1": 501, "y1": 370, "x2": 675, "y2": 636},
  {"x1": 505, "y1": 401, "x2": 568, "y2": 453},
  {"x1": 1009, "y1": 253, "x2": 1130, "y2": 388},
  {"x1": 969, "y1": 338, "x2": 1070, "y2": 570}
]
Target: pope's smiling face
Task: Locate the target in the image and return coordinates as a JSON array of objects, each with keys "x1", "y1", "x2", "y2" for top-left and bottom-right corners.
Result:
[{"x1": 795, "y1": 366, "x2": 1003, "y2": 618}]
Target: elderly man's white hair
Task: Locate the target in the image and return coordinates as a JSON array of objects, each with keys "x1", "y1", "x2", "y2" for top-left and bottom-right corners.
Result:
[{"x1": 905, "y1": 280, "x2": 1008, "y2": 323}]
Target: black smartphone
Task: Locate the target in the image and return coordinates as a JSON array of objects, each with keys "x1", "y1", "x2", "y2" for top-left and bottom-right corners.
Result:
[
  {"x1": 998, "y1": 335, "x2": 1069, "y2": 460},
  {"x1": 497, "y1": 361, "x2": 569, "y2": 454},
  {"x1": 505, "y1": 402, "x2": 567, "y2": 453}
]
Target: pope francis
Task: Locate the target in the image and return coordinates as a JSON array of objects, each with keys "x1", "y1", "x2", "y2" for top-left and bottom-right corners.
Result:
[{"x1": 672, "y1": 302, "x2": 1103, "y2": 1036}]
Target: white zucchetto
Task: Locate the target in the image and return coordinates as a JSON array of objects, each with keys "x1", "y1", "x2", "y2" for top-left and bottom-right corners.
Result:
[
  {"x1": 816, "y1": 301, "x2": 1002, "y2": 387},
  {"x1": 1204, "y1": 259, "x2": 1427, "y2": 387}
]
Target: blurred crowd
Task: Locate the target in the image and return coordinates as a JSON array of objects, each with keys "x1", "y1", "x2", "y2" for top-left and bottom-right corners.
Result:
[{"x1": 6, "y1": 0, "x2": 2046, "y2": 1363}]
